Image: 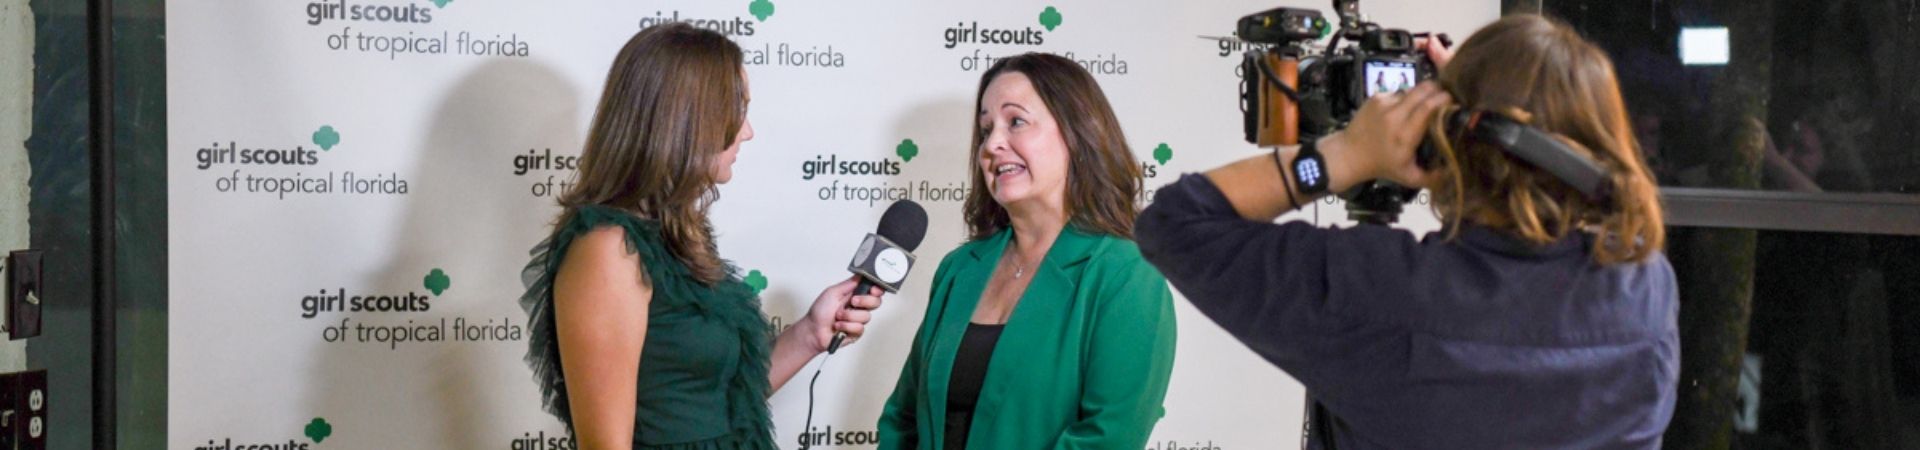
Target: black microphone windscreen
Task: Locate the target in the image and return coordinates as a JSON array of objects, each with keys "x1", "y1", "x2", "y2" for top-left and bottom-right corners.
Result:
[{"x1": 874, "y1": 200, "x2": 929, "y2": 252}]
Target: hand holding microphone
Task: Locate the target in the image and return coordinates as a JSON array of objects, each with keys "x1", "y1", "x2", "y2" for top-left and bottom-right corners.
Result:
[
  {"x1": 803, "y1": 276, "x2": 884, "y2": 353},
  {"x1": 826, "y1": 200, "x2": 928, "y2": 354}
]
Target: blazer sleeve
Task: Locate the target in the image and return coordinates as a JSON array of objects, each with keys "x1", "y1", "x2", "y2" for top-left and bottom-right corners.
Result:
[
  {"x1": 1049, "y1": 244, "x2": 1178, "y2": 449},
  {"x1": 877, "y1": 250, "x2": 962, "y2": 449}
]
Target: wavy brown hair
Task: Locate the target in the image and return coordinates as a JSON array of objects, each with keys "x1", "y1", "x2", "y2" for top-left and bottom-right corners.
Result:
[
  {"x1": 964, "y1": 53, "x2": 1143, "y2": 240},
  {"x1": 1426, "y1": 14, "x2": 1665, "y2": 264},
  {"x1": 555, "y1": 23, "x2": 745, "y2": 283}
]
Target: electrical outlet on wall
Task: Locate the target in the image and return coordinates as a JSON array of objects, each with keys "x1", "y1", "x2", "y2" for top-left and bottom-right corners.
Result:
[{"x1": 0, "y1": 369, "x2": 46, "y2": 450}]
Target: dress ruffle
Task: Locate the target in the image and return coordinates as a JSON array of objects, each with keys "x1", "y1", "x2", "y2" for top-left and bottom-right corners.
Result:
[{"x1": 520, "y1": 205, "x2": 775, "y2": 449}]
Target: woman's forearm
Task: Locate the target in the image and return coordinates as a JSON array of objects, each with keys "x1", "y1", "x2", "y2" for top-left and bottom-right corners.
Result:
[
  {"x1": 1204, "y1": 135, "x2": 1369, "y2": 221},
  {"x1": 768, "y1": 316, "x2": 824, "y2": 393}
]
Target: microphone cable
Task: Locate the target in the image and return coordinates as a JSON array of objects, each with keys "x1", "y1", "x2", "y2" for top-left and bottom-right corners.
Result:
[{"x1": 799, "y1": 349, "x2": 833, "y2": 450}]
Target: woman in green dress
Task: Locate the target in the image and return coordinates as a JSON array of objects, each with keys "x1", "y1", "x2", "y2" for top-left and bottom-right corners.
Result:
[
  {"x1": 520, "y1": 23, "x2": 882, "y2": 450},
  {"x1": 877, "y1": 53, "x2": 1179, "y2": 450}
]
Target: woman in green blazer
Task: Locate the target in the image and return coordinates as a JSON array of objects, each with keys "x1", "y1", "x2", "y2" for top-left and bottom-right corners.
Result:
[{"x1": 877, "y1": 53, "x2": 1177, "y2": 450}]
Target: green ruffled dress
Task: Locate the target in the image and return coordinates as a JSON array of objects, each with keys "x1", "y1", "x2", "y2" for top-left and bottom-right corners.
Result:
[{"x1": 521, "y1": 205, "x2": 776, "y2": 449}]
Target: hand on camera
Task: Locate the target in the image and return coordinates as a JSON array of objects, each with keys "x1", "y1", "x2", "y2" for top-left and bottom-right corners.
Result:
[
  {"x1": 1324, "y1": 82, "x2": 1452, "y2": 190},
  {"x1": 1419, "y1": 36, "x2": 1455, "y2": 69},
  {"x1": 802, "y1": 276, "x2": 885, "y2": 353}
]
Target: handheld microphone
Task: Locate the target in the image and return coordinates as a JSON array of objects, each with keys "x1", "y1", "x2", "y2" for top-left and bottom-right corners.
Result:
[{"x1": 827, "y1": 200, "x2": 928, "y2": 354}]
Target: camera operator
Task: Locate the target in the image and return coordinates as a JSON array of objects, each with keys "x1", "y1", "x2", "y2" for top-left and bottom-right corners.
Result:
[{"x1": 1137, "y1": 14, "x2": 1677, "y2": 449}]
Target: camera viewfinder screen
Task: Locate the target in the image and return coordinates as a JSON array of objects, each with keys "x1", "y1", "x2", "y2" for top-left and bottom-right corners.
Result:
[{"x1": 1364, "y1": 60, "x2": 1419, "y2": 97}]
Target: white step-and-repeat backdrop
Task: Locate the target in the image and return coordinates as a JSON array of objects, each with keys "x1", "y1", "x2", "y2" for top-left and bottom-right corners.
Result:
[{"x1": 167, "y1": 1, "x2": 1494, "y2": 448}]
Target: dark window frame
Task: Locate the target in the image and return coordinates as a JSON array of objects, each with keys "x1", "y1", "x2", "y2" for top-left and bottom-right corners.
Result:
[{"x1": 1664, "y1": 188, "x2": 1920, "y2": 236}]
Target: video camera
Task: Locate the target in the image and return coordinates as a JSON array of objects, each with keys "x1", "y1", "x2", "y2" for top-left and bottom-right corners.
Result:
[
  {"x1": 1237, "y1": 0, "x2": 1447, "y2": 224},
  {"x1": 1235, "y1": 1, "x2": 1614, "y2": 225}
]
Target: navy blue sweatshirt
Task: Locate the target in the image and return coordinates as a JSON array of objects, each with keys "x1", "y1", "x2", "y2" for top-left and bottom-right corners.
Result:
[{"x1": 1136, "y1": 174, "x2": 1678, "y2": 449}]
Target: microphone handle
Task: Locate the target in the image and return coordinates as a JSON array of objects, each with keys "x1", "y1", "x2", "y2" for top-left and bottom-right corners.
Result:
[{"x1": 826, "y1": 278, "x2": 880, "y2": 354}]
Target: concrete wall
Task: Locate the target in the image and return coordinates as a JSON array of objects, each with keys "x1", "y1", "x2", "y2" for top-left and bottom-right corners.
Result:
[{"x1": 1, "y1": 0, "x2": 32, "y2": 370}]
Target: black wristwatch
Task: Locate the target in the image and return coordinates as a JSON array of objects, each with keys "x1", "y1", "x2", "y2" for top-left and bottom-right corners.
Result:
[{"x1": 1291, "y1": 138, "x2": 1330, "y2": 195}]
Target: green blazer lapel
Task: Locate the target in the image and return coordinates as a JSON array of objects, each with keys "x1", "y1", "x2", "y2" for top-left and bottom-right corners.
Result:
[
  {"x1": 971, "y1": 227, "x2": 1104, "y2": 420},
  {"x1": 1028, "y1": 227, "x2": 1104, "y2": 302},
  {"x1": 922, "y1": 229, "x2": 1008, "y2": 447},
  {"x1": 1000, "y1": 227, "x2": 1101, "y2": 326}
]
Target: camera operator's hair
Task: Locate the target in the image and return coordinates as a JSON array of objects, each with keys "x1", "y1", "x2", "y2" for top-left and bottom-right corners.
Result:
[
  {"x1": 1429, "y1": 14, "x2": 1665, "y2": 264},
  {"x1": 963, "y1": 53, "x2": 1143, "y2": 240},
  {"x1": 556, "y1": 23, "x2": 746, "y2": 284}
]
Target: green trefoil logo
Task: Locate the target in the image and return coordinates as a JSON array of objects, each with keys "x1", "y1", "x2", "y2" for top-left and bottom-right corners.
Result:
[
  {"x1": 305, "y1": 417, "x2": 334, "y2": 443},
  {"x1": 744, "y1": 270, "x2": 769, "y2": 295},
  {"x1": 896, "y1": 139, "x2": 920, "y2": 163},
  {"x1": 1039, "y1": 6, "x2": 1063, "y2": 32},
  {"x1": 312, "y1": 125, "x2": 341, "y2": 151},
  {"x1": 424, "y1": 269, "x2": 451, "y2": 296},
  {"x1": 749, "y1": 0, "x2": 775, "y2": 22}
]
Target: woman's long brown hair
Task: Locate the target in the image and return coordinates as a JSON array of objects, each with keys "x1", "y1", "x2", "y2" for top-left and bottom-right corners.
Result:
[
  {"x1": 555, "y1": 23, "x2": 746, "y2": 283},
  {"x1": 1427, "y1": 14, "x2": 1665, "y2": 264},
  {"x1": 964, "y1": 53, "x2": 1143, "y2": 240}
]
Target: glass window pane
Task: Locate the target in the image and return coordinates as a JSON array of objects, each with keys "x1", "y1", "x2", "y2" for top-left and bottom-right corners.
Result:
[
  {"x1": 1539, "y1": 0, "x2": 1920, "y2": 195},
  {"x1": 1668, "y1": 226, "x2": 1920, "y2": 448}
]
